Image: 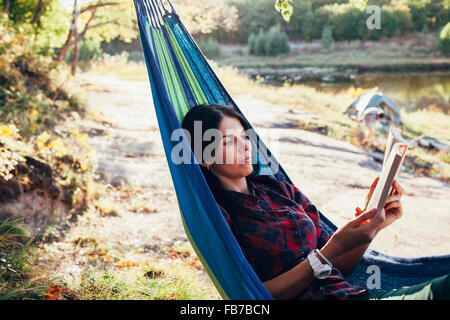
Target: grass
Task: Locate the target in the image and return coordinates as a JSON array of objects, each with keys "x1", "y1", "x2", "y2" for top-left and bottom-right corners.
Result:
[
  {"x1": 75, "y1": 261, "x2": 218, "y2": 300},
  {"x1": 0, "y1": 219, "x2": 53, "y2": 300},
  {"x1": 63, "y1": 234, "x2": 219, "y2": 300}
]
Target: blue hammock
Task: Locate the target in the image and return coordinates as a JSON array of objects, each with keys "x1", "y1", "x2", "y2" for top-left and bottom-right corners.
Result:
[{"x1": 132, "y1": 0, "x2": 450, "y2": 300}]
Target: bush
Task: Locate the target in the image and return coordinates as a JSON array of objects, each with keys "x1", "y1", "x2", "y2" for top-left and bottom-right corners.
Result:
[
  {"x1": 65, "y1": 38, "x2": 102, "y2": 63},
  {"x1": 379, "y1": 8, "x2": 398, "y2": 38},
  {"x1": 248, "y1": 32, "x2": 257, "y2": 55},
  {"x1": 329, "y1": 5, "x2": 366, "y2": 41},
  {"x1": 321, "y1": 26, "x2": 334, "y2": 52},
  {"x1": 247, "y1": 26, "x2": 290, "y2": 56},
  {"x1": 265, "y1": 25, "x2": 290, "y2": 56},
  {"x1": 437, "y1": 22, "x2": 450, "y2": 55},
  {"x1": 198, "y1": 37, "x2": 222, "y2": 59},
  {"x1": 392, "y1": 9, "x2": 414, "y2": 35},
  {"x1": 0, "y1": 15, "x2": 82, "y2": 138}
]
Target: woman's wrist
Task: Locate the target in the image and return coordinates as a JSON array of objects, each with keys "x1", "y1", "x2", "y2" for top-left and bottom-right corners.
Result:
[{"x1": 318, "y1": 240, "x2": 343, "y2": 266}]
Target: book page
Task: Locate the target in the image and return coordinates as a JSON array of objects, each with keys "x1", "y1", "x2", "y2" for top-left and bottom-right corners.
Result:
[
  {"x1": 366, "y1": 143, "x2": 408, "y2": 216},
  {"x1": 382, "y1": 126, "x2": 408, "y2": 170}
]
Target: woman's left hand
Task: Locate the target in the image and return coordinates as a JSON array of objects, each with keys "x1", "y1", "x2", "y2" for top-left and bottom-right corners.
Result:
[{"x1": 355, "y1": 178, "x2": 404, "y2": 232}]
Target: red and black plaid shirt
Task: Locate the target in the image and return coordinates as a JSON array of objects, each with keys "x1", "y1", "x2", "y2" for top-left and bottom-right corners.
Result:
[{"x1": 213, "y1": 174, "x2": 367, "y2": 300}]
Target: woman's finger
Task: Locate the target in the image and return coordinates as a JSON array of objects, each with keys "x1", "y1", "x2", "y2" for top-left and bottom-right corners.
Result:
[
  {"x1": 368, "y1": 176, "x2": 379, "y2": 195},
  {"x1": 352, "y1": 207, "x2": 377, "y2": 227},
  {"x1": 384, "y1": 201, "x2": 401, "y2": 211},
  {"x1": 393, "y1": 180, "x2": 404, "y2": 196},
  {"x1": 365, "y1": 176, "x2": 380, "y2": 210},
  {"x1": 354, "y1": 207, "x2": 363, "y2": 217},
  {"x1": 384, "y1": 194, "x2": 401, "y2": 205}
]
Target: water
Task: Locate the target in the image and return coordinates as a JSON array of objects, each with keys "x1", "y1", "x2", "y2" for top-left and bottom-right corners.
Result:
[{"x1": 241, "y1": 67, "x2": 450, "y2": 114}]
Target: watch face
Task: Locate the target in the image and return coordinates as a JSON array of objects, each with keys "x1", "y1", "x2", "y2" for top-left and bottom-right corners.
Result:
[{"x1": 317, "y1": 265, "x2": 332, "y2": 279}]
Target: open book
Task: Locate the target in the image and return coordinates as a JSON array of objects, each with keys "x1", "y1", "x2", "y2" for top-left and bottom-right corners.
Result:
[{"x1": 366, "y1": 126, "x2": 409, "y2": 216}]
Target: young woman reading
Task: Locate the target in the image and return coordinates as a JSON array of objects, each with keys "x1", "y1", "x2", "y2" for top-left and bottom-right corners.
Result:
[{"x1": 180, "y1": 104, "x2": 449, "y2": 300}]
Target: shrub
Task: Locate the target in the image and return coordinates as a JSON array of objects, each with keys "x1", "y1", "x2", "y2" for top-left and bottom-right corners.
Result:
[
  {"x1": 248, "y1": 32, "x2": 257, "y2": 55},
  {"x1": 65, "y1": 38, "x2": 102, "y2": 63},
  {"x1": 198, "y1": 37, "x2": 222, "y2": 59},
  {"x1": 437, "y1": 22, "x2": 450, "y2": 55},
  {"x1": 392, "y1": 9, "x2": 414, "y2": 35},
  {"x1": 321, "y1": 26, "x2": 334, "y2": 52},
  {"x1": 329, "y1": 5, "x2": 366, "y2": 41},
  {"x1": 0, "y1": 15, "x2": 82, "y2": 138},
  {"x1": 247, "y1": 26, "x2": 290, "y2": 56}
]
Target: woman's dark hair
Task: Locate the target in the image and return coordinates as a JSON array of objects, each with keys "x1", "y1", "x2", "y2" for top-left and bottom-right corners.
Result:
[
  {"x1": 181, "y1": 103, "x2": 256, "y2": 192},
  {"x1": 181, "y1": 104, "x2": 259, "y2": 243}
]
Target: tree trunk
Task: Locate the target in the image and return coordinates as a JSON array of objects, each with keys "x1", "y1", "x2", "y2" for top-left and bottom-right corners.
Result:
[
  {"x1": 56, "y1": 1, "x2": 119, "y2": 63},
  {"x1": 57, "y1": 4, "x2": 78, "y2": 62},
  {"x1": 71, "y1": 0, "x2": 79, "y2": 75},
  {"x1": 31, "y1": 0, "x2": 45, "y2": 26},
  {"x1": 4, "y1": 0, "x2": 10, "y2": 14}
]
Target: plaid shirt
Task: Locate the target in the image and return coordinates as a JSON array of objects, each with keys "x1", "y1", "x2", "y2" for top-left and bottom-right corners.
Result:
[{"x1": 213, "y1": 174, "x2": 368, "y2": 300}]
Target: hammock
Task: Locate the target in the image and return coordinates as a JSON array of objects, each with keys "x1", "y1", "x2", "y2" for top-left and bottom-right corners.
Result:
[{"x1": 131, "y1": 0, "x2": 450, "y2": 300}]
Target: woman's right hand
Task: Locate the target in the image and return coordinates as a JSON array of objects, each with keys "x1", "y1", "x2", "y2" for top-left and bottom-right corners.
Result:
[{"x1": 327, "y1": 207, "x2": 385, "y2": 258}]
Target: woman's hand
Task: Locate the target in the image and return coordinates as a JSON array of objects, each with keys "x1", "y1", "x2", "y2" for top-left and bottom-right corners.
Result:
[
  {"x1": 355, "y1": 177, "x2": 404, "y2": 233},
  {"x1": 324, "y1": 207, "x2": 386, "y2": 259}
]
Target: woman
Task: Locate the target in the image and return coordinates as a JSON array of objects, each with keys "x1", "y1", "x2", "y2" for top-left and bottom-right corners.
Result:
[{"x1": 181, "y1": 104, "x2": 449, "y2": 300}]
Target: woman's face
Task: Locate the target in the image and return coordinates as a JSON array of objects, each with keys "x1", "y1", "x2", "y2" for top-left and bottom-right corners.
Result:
[{"x1": 205, "y1": 116, "x2": 253, "y2": 179}]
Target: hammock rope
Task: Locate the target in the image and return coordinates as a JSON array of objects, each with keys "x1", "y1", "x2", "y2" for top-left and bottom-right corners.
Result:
[{"x1": 132, "y1": 0, "x2": 450, "y2": 300}]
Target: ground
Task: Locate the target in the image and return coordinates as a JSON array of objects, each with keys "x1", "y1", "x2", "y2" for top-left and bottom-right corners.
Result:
[{"x1": 34, "y1": 73, "x2": 450, "y2": 298}]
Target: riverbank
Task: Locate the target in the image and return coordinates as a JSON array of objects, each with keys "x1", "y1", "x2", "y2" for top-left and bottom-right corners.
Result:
[
  {"x1": 86, "y1": 55, "x2": 449, "y2": 183},
  {"x1": 215, "y1": 37, "x2": 450, "y2": 72}
]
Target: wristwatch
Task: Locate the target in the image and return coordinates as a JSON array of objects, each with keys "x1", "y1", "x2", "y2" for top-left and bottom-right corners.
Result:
[{"x1": 307, "y1": 249, "x2": 332, "y2": 279}]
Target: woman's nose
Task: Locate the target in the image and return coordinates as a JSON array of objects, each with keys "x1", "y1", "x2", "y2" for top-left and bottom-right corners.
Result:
[{"x1": 239, "y1": 136, "x2": 251, "y2": 153}]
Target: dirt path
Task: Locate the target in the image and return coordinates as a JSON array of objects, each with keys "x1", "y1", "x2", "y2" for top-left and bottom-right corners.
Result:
[{"x1": 35, "y1": 73, "x2": 450, "y2": 295}]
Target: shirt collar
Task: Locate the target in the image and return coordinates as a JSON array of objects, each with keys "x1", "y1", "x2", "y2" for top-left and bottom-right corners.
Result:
[{"x1": 213, "y1": 175, "x2": 257, "y2": 200}]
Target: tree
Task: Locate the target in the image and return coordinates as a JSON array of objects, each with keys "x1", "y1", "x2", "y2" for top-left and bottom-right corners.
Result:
[
  {"x1": 56, "y1": 0, "x2": 138, "y2": 75},
  {"x1": 174, "y1": 0, "x2": 238, "y2": 35}
]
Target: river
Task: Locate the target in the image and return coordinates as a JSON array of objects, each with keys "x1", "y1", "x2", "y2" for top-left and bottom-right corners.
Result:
[{"x1": 240, "y1": 67, "x2": 450, "y2": 114}]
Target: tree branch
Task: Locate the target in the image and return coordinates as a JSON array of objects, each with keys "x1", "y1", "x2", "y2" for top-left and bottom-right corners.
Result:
[{"x1": 80, "y1": 1, "x2": 120, "y2": 15}]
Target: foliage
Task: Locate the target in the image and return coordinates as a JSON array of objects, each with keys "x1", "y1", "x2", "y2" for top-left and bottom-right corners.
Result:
[
  {"x1": 275, "y1": 0, "x2": 295, "y2": 22},
  {"x1": 174, "y1": 0, "x2": 238, "y2": 35},
  {"x1": 223, "y1": 0, "x2": 284, "y2": 43},
  {"x1": 437, "y1": 22, "x2": 450, "y2": 55},
  {"x1": 1, "y1": 0, "x2": 71, "y2": 55},
  {"x1": 321, "y1": 26, "x2": 334, "y2": 52},
  {"x1": 0, "y1": 14, "x2": 83, "y2": 137},
  {"x1": 213, "y1": 0, "x2": 450, "y2": 44},
  {"x1": 198, "y1": 37, "x2": 222, "y2": 59},
  {"x1": 65, "y1": 37, "x2": 103, "y2": 63},
  {"x1": 248, "y1": 25, "x2": 290, "y2": 56}
]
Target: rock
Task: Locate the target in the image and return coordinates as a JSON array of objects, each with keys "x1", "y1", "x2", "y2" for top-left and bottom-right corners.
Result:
[{"x1": 0, "y1": 155, "x2": 73, "y2": 237}]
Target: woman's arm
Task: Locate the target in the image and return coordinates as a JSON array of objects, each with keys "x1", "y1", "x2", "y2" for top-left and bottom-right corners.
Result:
[
  {"x1": 263, "y1": 238, "x2": 342, "y2": 299},
  {"x1": 332, "y1": 243, "x2": 370, "y2": 277},
  {"x1": 264, "y1": 208, "x2": 382, "y2": 299}
]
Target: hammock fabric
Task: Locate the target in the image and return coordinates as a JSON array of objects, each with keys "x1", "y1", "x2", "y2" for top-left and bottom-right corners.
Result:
[{"x1": 132, "y1": 0, "x2": 450, "y2": 300}]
